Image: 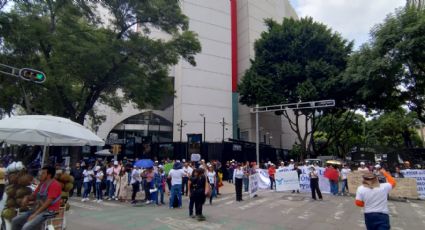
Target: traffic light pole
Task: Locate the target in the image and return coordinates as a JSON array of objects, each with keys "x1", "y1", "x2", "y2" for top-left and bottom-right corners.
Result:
[{"x1": 0, "y1": 63, "x2": 46, "y2": 83}]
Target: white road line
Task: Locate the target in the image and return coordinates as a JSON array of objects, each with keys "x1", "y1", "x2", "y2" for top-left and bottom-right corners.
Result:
[
  {"x1": 238, "y1": 198, "x2": 269, "y2": 210},
  {"x1": 281, "y1": 208, "x2": 293, "y2": 215},
  {"x1": 68, "y1": 201, "x2": 102, "y2": 211}
]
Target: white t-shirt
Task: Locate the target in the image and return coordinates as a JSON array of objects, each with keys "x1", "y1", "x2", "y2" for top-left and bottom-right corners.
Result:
[
  {"x1": 83, "y1": 169, "x2": 94, "y2": 182},
  {"x1": 341, "y1": 168, "x2": 351, "y2": 180},
  {"x1": 106, "y1": 167, "x2": 114, "y2": 181},
  {"x1": 207, "y1": 171, "x2": 216, "y2": 184},
  {"x1": 358, "y1": 167, "x2": 369, "y2": 173},
  {"x1": 169, "y1": 169, "x2": 186, "y2": 185},
  {"x1": 96, "y1": 171, "x2": 104, "y2": 183},
  {"x1": 355, "y1": 183, "x2": 393, "y2": 214},
  {"x1": 131, "y1": 169, "x2": 141, "y2": 184},
  {"x1": 183, "y1": 166, "x2": 193, "y2": 177}
]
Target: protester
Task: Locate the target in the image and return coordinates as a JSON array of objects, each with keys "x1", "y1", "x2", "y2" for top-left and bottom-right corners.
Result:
[
  {"x1": 130, "y1": 166, "x2": 141, "y2": 204},
  {"x1": 182, "y1": 162, "x2": 193, "y2": 196},
  {"x1": 207, "y1": 164, "x2": 216, "y2": 205},
  {"x1": 0, "y1": 163, "x2": 5, "y2": 201},
  {"x1": 234, "y1": 163, "x2": 244, "y2": 201},
  {"x1": 188, "y1": 168, "x2": 208, "y2": 221},
  {"x1": 105, "y1": 162, "x2": 114, "y2": 200},
  {"x1": 392, "y1": 166, "x2": 404, "y2": 178},
  {"x1": 340, "y1": 164, "x2": 351, "y2": 195},
  {"x1": 154, "y1": 167, "x2": 166, "y2": 205},
  {"x1": 243, "y1": 161, "x2": 250, "y2": 193},
  {"x1": 11, "y1": 166, "x2": 62, "y2": 230},
  {"x1": 355, "y1": 168, "x2": 396, "y2": 230},
  {"x1": 82, "y1": 165, "x2": 94, "y2": 202},
  {"x1": 70, "y1": 162, "x2": 84, "y2": 197},
  {"x1": 309, "y1": 166, "x2": 323, "y2": 200},
  {"x1": 292, "y1": 164, "x2": 301, "y2": 193},
  {"x1": 227, "y1": 162, "x2": 234, "y2": 183},
  {"x1": 115, "y1": 166, "x2": 128, "y2": 202},
  {"x1": 94, "y1": 166, "x2": 104, "y2": 203},
  {"x1": 268, "y1": 164, "x2": 276, "y2": 190},
  {"x1": 168, "y1": 161, "x2": 185, "y2": 208},
  {"x1": 145, "y1": 167, "x2": 155, "y2": 204},
  {"x1": 325, "y1": 165, "x2": 339, "y2": 195}
]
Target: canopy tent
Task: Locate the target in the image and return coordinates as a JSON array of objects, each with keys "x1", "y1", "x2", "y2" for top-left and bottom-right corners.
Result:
[
  {"x1": 95, "y1": 149, "x2": 113, "y2": 156},
  {"x1": 0, "y1": 115, "x2": 104, "y2": 167}
]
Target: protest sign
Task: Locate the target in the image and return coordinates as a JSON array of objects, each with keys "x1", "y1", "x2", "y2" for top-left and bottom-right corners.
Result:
[
  {"x1": 249, "y1": 173, "x2": 259, "y2": 198},
  {"x1": 275, "y1": 170, "x2": 300, "y2": 191},
  {"x1": 256, "y1": 169, "x2": 271, "y2": 190},
  {"x1": 348, "y1": 171, "x2": 420, "y2": 199},
  {"x1": 401, "y1": 170, "x2": 425, "y2": 199}
]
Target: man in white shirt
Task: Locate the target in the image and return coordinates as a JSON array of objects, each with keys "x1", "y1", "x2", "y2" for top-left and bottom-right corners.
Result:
[
  {"x1": 130, "y1": 166, "x2": 141, "y2": 204},
  {"x1": 340, "y1": 164, "x2": 351, "y2": 195},
  {"x1": 82, "y1": 165, "x2": 94, "y2": 202},
  {"x1": 182, "y1": 162, "x2": 193, "y2": 196},
  {"x1": 355, "y1": 169, "x2": 396, "y2": 230},
  {"x1": 168, "y1": 162, "x2": 186, "y2": 208}
]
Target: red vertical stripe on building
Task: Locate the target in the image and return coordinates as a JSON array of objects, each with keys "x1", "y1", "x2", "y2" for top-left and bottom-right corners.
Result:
[{"x1": 231, "y1": 0, "x2": 238, "y2": 92}]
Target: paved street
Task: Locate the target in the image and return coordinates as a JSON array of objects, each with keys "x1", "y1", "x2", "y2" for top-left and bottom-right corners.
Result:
[{"x1": 65, "y1": 183, "x2": 425, "y2": 230}]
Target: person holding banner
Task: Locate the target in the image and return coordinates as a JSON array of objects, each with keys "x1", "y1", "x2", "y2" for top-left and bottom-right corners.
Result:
[
  {"x1": 309, "y1": 166, "x2": 323, "y2": 200},
  {"x1": 234, "y1": 163, "x2": 244, "y2": 201},
  {"x1": 292, "y1": 164, "x2": 302, "y2": 193},
  {"x1": 355, "y1": 168, "x2": 396, "y2": 230},
  {"x1": 268, "y1": 164, "x2": 276, "y2": 190}
]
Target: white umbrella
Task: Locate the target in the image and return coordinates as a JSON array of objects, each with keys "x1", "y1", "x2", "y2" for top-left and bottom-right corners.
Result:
[
  {"x1": 95, "y1": 149, "x2": 112, "y2": 156},
  {"x1": 0, "y1": 115, "x2": 105, "y2": 167}
]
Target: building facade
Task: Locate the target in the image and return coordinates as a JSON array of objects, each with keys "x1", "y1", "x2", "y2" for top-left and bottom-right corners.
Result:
[{"x1": 93, "y1": 0, "x2": 299, "y2": 152}]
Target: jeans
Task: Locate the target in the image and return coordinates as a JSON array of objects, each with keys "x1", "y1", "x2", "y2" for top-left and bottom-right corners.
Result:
[
  {"x1": 209, "y1": 184, "x2": 216, "y2": 204},
  {"x1": 83, "y1": 181, "x2": 91, "y2": 198},
  {"x1": 269, "y1": 176, "x2": 275, "y2": 190},
  {"x1": 71, "y1": 180, "x2": 83, "y2": 197},
  {"x1": 341, "y1": 179, "x2": 349, "y2": 194},
  {"x1": 109, "y1": 180, "x2": 115, "y2": 198},
  {"x1": 364, "y1": 213, "x2": 390, "y2": 230},
  {"x1": 157, "y1": 186, "x2": 165, "y2": 205},
  {"x1": 243, "y1": 177, "x2": 249, "y2": 192},
  {"x1": 96, "y1": 182, "x2": 103, "y2": 200},
  {"x1": 11, "y1": 210, "x2": 50, "y2": 230},
  {"x1": 169, "y1": 184, "x2": 182, "y2": 208},
  {"x1": 330, "y1": 180, "x2": 339, "y2": 195}
]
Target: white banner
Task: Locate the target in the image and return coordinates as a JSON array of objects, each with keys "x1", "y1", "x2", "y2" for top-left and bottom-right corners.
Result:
[
  {"x1": 249, "y1": 173, "x2": 259, "y2": 198},
  {"x1": 298, "y1": 166, "x2": 330, "y2": 194},
  {"x1": 401, "y1": 169, "x2": 425, "y2": 200},
  {"x1": 276, "y1": 170, "x2": 300, "y2": 191},
  {"x1": 256, "y1": 169, "x2": 271, "y2": 189}
]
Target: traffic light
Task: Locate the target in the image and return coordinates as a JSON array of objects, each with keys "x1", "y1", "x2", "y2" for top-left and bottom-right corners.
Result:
[{"x1": 19, "y1": 68, "x2": 46, "y2": 83}]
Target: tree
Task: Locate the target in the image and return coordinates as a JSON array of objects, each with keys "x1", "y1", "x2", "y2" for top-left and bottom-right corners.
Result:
[
  {"x1": 344, "y1": 6, "x2": 425, "y2": 122},
  {"x1": 238, "y1": 17, "x2": 353, "y2": 160},
  {"x1": 0, "y1": 0, "x2": 201, "y2": 125}
]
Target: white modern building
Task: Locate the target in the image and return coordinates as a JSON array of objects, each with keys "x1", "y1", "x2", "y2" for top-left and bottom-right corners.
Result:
[{"x1": 92, "y1": 0, "x2": 300, "y2": 151}]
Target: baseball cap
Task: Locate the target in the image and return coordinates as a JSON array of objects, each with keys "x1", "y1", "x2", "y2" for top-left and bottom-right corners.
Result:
[{"x1": 114, "y1": 161, "x2": 118, "y2": 165}]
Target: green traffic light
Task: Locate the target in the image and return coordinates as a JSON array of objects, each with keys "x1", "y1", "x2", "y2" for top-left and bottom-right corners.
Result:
[{"x1": 36, "y1": 73, "x2": 44, "y2": 80}]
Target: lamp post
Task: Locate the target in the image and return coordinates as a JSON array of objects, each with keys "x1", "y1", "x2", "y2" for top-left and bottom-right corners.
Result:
[
  {"x1": 200, "y1": 113, "x2": 206, "y2": 142},
  {"x1": 219, "y1": 117, "x2": 229, "y2": 142},
  {"x1": 176, "y1": 120, "x2": 187, "y2": 143},
  {"x1": 155, "y1": 118, "x2": 160, "y2": 143}
]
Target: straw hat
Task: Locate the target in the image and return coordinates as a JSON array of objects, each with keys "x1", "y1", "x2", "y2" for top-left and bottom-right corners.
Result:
[{"x1": 362, "y1": 172, "x2": 380, "y2": 188}]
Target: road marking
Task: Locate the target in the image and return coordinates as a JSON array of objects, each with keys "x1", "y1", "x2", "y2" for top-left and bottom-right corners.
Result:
[
  {"x1": 334, "y1": 211, "x2": 344, "y2": 220},
  {"x1": 69, "y1": 201, "x2": 102, "y2": 211},
  {"x1": 281, "y1": 208, "x2": 293, "y2": 215},
  {"x1": 225, "y1": 201, "x2": 234, "y2": 205},
  {"x1": 155, "y1": 217, "x2": 222, "y2": 230},
  {"x1": 238, "y1": 198, "x2": 269, "y2": 210}
]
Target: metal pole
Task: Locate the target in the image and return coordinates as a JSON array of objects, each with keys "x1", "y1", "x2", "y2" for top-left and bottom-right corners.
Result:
[
  {"x1": 158, "y1": 119, "x2": 161, "y2": 143},
  {"x1": 180, "y1": 119, "x2": 183, "y2": 142},
  {"x1": 203, "y1": 116, "x2": 206, "y2": 142},
  {"x1": 256, "y1": 104, "x2": 259, "y2": 165},
  {"x1": 222, "y1": 117, "x2": 225, "y2": 142}
]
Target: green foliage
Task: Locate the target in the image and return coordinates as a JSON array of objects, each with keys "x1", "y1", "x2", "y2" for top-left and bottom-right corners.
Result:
[
  {"x1": 238, "y1": 17, "x2": 353, "y2": 159},
  {"x1": 238, "y1": 17, "x2": 353, "y2": 107},
  {"x1": 344, "y1": 6, "x2": 425, "y2": 121},
  {"x1": 0, "y1": 0, "x2": 201, "y2": 124}
]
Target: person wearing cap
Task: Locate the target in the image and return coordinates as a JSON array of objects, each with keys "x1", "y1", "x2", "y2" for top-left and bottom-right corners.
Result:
[
  {"x1": 355, "y1": 168, "x2": 396, "y2": 230},
  {"x1": 358, "y1": 162, "x2": 370, "y2": 173},
  {"x1": 168, "y1": 162, "x2": 186, "y2": 208},
  {"x1": 288, "y1": 159, "x2": 295, "y2": 170},
  {"x1": 309, "y1": 166, "x2": 322, "y2": 200},
  {"x1": 94, "y1": 165, "x2": 104, "y2": 203},
  {"x1": 82, "y1": 164, "x2": 94, "y2": 202}
]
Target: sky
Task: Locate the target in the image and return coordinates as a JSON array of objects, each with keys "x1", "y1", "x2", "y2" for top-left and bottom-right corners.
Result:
[{"x1": 288, "y1": 0, "x2": 406, "y2": 49}]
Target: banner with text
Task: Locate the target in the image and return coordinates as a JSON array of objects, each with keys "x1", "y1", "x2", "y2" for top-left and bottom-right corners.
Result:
[
  {"x1": 401, "y1": 169, "x2": 425, "y2": 200},
  {"x1": 273, "y1": 166, "x2": 330, "y2": 193},
  {"x1": 249, "y1": 173, "x2": 259, "y2": 198},
  {"x1": 276, "y1": 170, "x2": 300, "y2": 191}
]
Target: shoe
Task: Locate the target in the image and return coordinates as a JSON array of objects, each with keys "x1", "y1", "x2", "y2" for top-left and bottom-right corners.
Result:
[
  {"x1": 190, "y1": 215, "x2": 195, "y2": 219},
  {"x1": 115, "y1": 198, "x2": 119, "y2": 201},
  {"x1": 81, "y1": 198, "x2": 86, "y2": 202},
  {"x1": 297, "y1": 191, "x2": 300, "y2": 194},
  {"x1": 292, "y1": 191, "x2": 295, "y2": 193},
  {"x1": 145, "y1": 201, "x2": 151, "y2": 204},
  {"x1": 97, "y1": 199, "x2": 103, "y2": 203},
  {"x1": 131, "y1": 200, "x2": 136, "y2": 204},
  {"x1": 197, "y1": 215, "x2": 206, "y2": 221}
]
